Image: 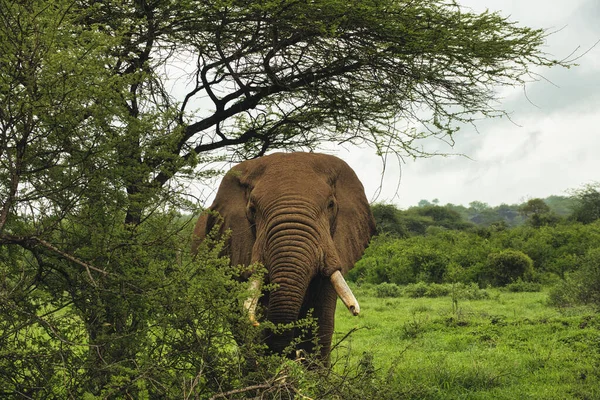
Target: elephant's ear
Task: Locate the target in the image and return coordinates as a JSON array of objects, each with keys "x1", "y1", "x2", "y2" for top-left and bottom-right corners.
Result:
[
  {"x1": 331, "y1": 159, "x2": 376, "y2": 273},
  {"x1": 192, "y1": 165, "x2": 255, "y2": 267}
]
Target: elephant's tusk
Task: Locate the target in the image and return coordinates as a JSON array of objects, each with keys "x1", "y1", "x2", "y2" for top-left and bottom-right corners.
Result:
[
  {"x1": 244, "y1": 278, "x2": 261, "y2": 327},
  {"x1": 330, "y1": 270, "x2": 360, "y2": 316}
]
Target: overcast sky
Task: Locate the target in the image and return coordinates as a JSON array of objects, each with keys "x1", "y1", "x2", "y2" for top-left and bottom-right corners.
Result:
[{"x1": 337, "y1": 0, "x2": 600, "y2": 208}]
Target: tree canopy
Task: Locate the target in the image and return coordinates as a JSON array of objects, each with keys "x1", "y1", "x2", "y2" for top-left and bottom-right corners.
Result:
[
  {"x1": 1, "y1": 0, "x2": 570, "y2": 229},
  {"x1": 570, "y1": 183, "x2": 600, "y2": 224}
]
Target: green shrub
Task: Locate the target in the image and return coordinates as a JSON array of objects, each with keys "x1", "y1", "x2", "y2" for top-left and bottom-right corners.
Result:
[
  {"x1": 536, "y1": 272, "x2": 562, "y2": 286},
  {"x1": 424, "y1": 283, "x2": 451, "y2": 297},
  {"x1": 574, "y1": 248, "x2": 600, "y2": 308},
  {"x1": 480, "y1": 249, "x2": 534, "y2": 286},
  {"x1": 374, "y1": 282, "x2": 402, "y2": 298},
  {"x1": 403, "y1": 282, "x2": 450, "y2": 298},
  {"x1": 404, "y1": 282, "x2": 429, "y2": 298},
  {"x1": 409, "y1": 245, "x2": 450, "y2": 283},
  {"x1": 451, "y1": 282, "x2": 490, "y2": 300},
  {"x1": 505, "y1": 279, "x2": 543, "y2": 292},
  {"x1": 402, "y1": 282, "x2": 488, "y2": 300},
  {"x1": 349, "y1": 235, "x2": 416, "y2": 285},
  {"x1": 548, "y1": 247, "x2": 600, "y2": 309},
  {"x1": 547, "y1": 276, "x2": 579, "y2": 308}
]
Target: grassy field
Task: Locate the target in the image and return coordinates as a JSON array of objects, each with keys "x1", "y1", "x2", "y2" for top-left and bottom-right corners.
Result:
[{"x1": 332, "y1": 286, "x2": 600, "y2": 399}]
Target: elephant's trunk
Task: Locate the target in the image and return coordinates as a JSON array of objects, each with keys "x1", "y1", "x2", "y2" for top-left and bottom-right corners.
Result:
[
  {"x1": 255, "y1": 206, "x2": 322, "y2": 351},
  {"x1": 244, "y1": 201, "x2": 360, "y2": 353},
  {"x1": 265, "y1": 253, "x2": 314, "y2": 353},
  {"x1": 265, "y1": 228, "x2": 317, "y2": 323}
]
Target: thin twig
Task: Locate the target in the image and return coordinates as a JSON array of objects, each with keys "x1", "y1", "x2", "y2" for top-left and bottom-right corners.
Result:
[
  {"x1": 330, "y1": 326, "x2": 366, "y2": 353},
  {"x1": 208, "y1": 382, "x2": 274, "y2": 400},
  {"x1": 31, "y1": 237, "x2": 108, "y2": 285}
]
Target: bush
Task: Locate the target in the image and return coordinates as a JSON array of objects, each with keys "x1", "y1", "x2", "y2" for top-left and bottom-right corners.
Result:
[
  {"x1": 349, "y1": 235, "x2": 416, "y2": 285},
  {"x1": 480, "y1": 250, "x2": 534, "y2": 287},
  {"x1": 547, "y1": 279, "x2": 579, "y2": 308},
  {"x1": 409, "y1": 245, "x2": 450, "y2": 283},
  {"x1": 505, "y1": 279, "x2": 543, "y2": 292},
  {"x1": 374, "y1": 282, "x2": 402, "y2": 298},
  {"x1": 371, "y1": 203, "x2": 409, "y2": 237},
  {"x1": 404, "y1": 282, "x2": 429, "y2": 298},
  {"x1": 403, "y1": 282, "x2": 451, "y2": 298},
  {"x1": 424, "y1": 283, "x2": 451, "y2": 297},
  {"x1": 451, "y1": 282, "x2": 490, "y2": 300},
  {"x1": 402, "y1": 282, "x2": 488, "y2": 300},
  {"x1": 548, "y1": 247, "x2": 600, "y2": 309},
  {"x1": 574, "y1": 248, "x2": 600, "y2": 308}
]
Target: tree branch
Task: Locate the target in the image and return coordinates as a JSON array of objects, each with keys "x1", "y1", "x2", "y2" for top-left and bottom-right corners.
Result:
[{"x1": 1, "y1": 235, "x2": 109, "y2": 285}]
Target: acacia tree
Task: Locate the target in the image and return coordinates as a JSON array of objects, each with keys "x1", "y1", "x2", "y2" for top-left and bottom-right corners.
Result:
[
  {"x1": 0, "y1": 0, "x2": 575, "y2": 397},
  {"x1": 77, "y1": 0, "x2": 569, "y2": 226}
]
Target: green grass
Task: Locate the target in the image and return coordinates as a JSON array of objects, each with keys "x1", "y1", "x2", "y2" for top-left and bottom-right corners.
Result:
[{"x1": 333, "y1": 286, "x2": 600, "y2": 399}]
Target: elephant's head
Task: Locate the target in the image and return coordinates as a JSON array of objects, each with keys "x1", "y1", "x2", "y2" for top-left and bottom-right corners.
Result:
[{"x1": 192, "y1": 152, "x2": 375, "y2": 358}]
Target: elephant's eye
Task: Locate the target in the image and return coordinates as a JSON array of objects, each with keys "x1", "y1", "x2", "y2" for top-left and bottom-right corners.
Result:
[{"x1": 327, "y1": 199, "x2": 336, "y2": 212}]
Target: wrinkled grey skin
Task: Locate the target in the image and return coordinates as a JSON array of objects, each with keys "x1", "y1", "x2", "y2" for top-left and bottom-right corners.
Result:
[{"x1": 192, "y1": 152, "x2": 375, "y2": 361}]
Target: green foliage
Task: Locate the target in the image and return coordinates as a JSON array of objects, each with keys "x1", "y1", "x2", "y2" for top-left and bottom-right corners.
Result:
[
  {"x1": 355, "y1": 213, "x2": 600, "y2": 306},
  {"x1": 371, "y1": 203, "x2": 409, "y2": 238},
  {"x1": 549, "y1": 247, "x2": 600, "y2": 310},
  {"x1": 404, "y1": 282, "x2": 431, "y2": 298},
  {"x1": 415, "y1": 205, "x2": 474, "y2": 231},
  {"x1": 544, "y1": 195, "x2": 577, "y2": 216},
  {"x1": 505, "y1": 279, "x2": 543, "y2": 293},
  {"x1": 519, "y1": 198, "x2": 561, "y2": 227},
  {"x1": 374, "y1": 282, "x2": 402, "y2": 298},
  {"x1": 348, "y1": 235, "x2": 415, "y2": 285},
  {"x1": 481, "y1": 249, "x2": 534, "y2": 287},
  {"x1": 569, "y1": 183, "x2": 600, "y2": 224},
  {"x1": 572, "y1": 248, "x2": 600, "y2": 308},
  {"x1": 520, "y1": 198, "x2": 551, "y2": 216},
  {"x1": 402, "y1": 282, "x2": 488, "y2": 300},
  {"x1": 547, "y1": 279, "x2": 580, "y2": 308},
  {"x1": 451, "y1": 282, "x2": 490, "y2": 301},
  {"x1": 351, "y1": 229, "x2": 493, "y2": 286},
  {"x1": 497, "y1": 222, "x2": 600, "y2": 277},
  {"x1": 410, "y1": 196, "x2": 578, "y2": 229},
  {"x1": 0, "y1": 215, "x2": 261, "y2": 398},
  {"x1": 371, "y1": 203, "x2": 475, "y2": 237},
  {"x1": 405, "y1": 282, "x2": 451, "y2": 298}
]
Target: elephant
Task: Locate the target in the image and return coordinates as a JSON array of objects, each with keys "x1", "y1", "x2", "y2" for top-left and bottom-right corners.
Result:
[{"x1": 192, "y1": 152, "x2": 375, "y2": 362}]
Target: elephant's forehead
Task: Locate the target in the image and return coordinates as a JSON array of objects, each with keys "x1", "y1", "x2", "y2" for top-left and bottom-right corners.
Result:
[{"x1": 253, "y1": 168, "x2": 331, "y2": 199}]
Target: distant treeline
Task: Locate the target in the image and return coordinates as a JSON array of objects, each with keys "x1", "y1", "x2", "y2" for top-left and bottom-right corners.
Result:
[
  {"x1": 372, "y1": 184, "x2": 600, "y2": 237},
  {"x1": 352, "y1": 184, "x2": 600, "y2": 309}
]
